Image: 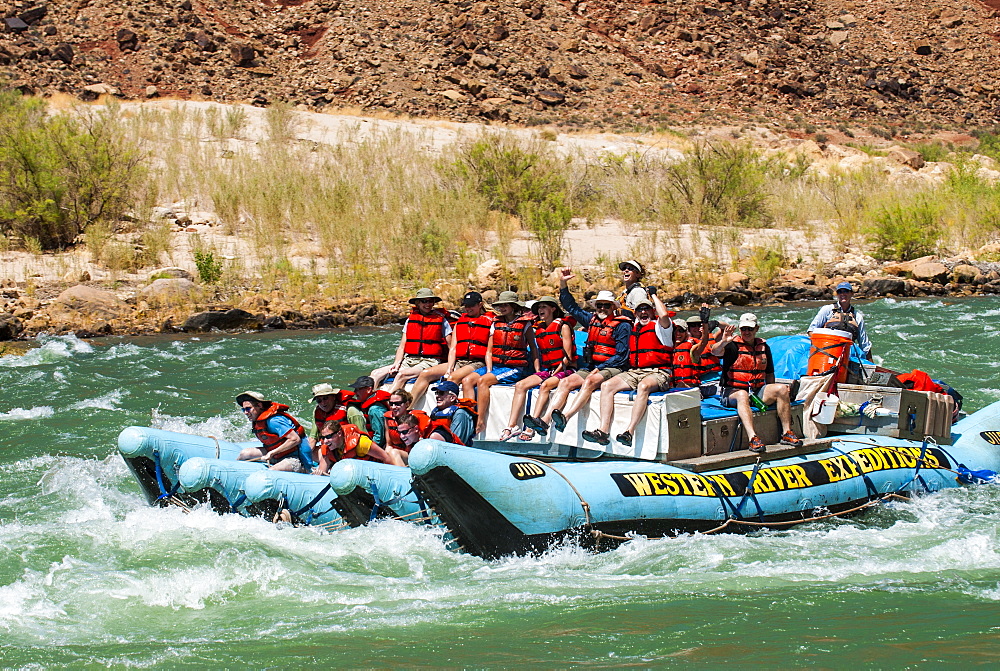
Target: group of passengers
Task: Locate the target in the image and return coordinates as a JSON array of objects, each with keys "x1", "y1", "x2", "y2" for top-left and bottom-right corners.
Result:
[{"x1": 235, "y1": 259, "x2": 838, "y2": 471}]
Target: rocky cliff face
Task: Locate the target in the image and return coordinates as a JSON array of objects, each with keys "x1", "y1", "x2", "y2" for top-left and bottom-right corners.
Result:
[{"x1": 2, "y1": 0, "x2": 999, "y2": 128}]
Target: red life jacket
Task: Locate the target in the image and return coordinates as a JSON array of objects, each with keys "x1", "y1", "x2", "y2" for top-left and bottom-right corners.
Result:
[
  {"x1": 628, "y1": 321, "x2": 673, "y2": 369},
  {"x1": 428, "y1": 398, "x2": 478, "y2": 446},
  {"x1": 584, "y1": 314, "x2": 630, "y2": 365},
  {"x1": 402, "y1": 308, "x2": 450, "y2": 360},
  {"x1": 313, "y1": 390, "x2": 354, "y2": 430},
  {"x1": 385, "y1": 409, "x2": 459, "y2": 452},
  {"x1": 534, "y1": 317, "x2": 568, "y2": 371},
  {"x1": 671, "y1": 339, "x2": 700, "y2": 388},
  {"x1": 252, "y1": 403, "x2": 307, "y2": 452},
  {"x1": 453, "y1": 312, "x2": 495, "y2": 361},
  {"x1": 321, "y1": 424, "x2": 385, "y2": 464},
  {"x1": 692, "y1": 336, "x2": 722, "y2": 377},
  {"x1": 724, "y1": 338, "x2": 768, "y2": 390},
  {"x1": 492, "y1": 314, "x2": 532, "y2": 368}
]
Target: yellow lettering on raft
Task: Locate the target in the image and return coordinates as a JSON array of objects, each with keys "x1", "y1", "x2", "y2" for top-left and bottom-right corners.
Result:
[
  {"x1": 706, "y1": 474, "x2": 737, "y2": 497},
  {"x1": 622, "y1": 473, "x2": 653, "y2": 496}
]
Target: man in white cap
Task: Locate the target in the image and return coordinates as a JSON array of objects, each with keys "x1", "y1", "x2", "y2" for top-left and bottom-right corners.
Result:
[
  {"x1": 807, "y1": 281, "x2": 873, "y2": 361},
  {"x1": 581, "y1": 290, "x2": 676, "y2": 447},
  {"x1": 523, "y1": 267, "x2": 632, "y2": 436},
  {"x1": 711, "y1": 313, "x2": 803, "y2": 453},
  {"x1": 618, "y1": 259, "x2": 650, "y2": 313},
  {"x1": 370, "y1": 287, "x2": 454, "y2": 391}
]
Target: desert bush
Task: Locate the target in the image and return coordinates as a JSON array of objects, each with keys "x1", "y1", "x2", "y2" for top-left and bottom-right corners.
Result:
[
  {"x1": 864, "y1": 199, "x2": 942, "y2": 261},
  {"x1": 747, "y1": 237, "x2": 786, "y2": 285},
  {"x1": 0, "y1": 93, "x2": 146, "y2": 249}
]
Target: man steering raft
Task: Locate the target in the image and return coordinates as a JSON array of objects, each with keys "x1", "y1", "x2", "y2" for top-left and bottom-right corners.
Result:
[
  {"x1": 711, "y1": 314, "x2": 803, "y2": 453},
  {"x1": 235, "y1": 391, "x2": 313, "y2": 472},
  {"x1": 808, "y1": 281, "x2": 873, "y2": 361}
]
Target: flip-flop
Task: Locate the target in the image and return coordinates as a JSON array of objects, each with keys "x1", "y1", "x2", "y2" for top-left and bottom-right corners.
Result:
[
  {"x1": 518, "y1": 428, "x2": 536, "y2": 441},
  {"x1": 522, "y1": 415, "x2": 541, "y2": 431}
]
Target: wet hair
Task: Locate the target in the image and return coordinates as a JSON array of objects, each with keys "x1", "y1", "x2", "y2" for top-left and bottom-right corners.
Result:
[{"x1": 390, "y1": 389, "x2": 412, "y2": 405}]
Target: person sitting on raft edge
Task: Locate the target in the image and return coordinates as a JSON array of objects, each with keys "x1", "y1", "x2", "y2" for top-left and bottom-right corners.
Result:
[
  {"x1": 428, "y1": 380, "x2": 478, "y2": 446},
  {"x1": 369, "y1": 287, "x2": 454, "y2": 392},
  {"x1": 807, "y1": 280, "x2": 873, "y2": 362},
  {"x1": 711, "y1": 314, "x2": 803, "y2": 454},
  {"x1": 235, "y1": 391, "x2": 314, "y2": 472}
]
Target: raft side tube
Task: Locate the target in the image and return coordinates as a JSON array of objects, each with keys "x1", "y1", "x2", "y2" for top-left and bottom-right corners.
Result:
[
  {"x1": 178, "y1": 457, "x2": 267, "y2": 514},
  {"x1": 242, "y1": 469, "x2": 344, "y2": 527},
  {"x1": 117, "y1": 426, "x2": 251, "y2": 460},
  {"x1": 328, "y1": 460, "x2": 424, "y2": 525}
]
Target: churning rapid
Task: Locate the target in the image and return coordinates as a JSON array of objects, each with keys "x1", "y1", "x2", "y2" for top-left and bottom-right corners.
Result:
[{"x1": 2, "y1": 297, "x2": 1000, "y2": 665}]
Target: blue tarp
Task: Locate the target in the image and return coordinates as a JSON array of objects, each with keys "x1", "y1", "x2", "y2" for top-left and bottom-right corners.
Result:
[{"x1": 767, "y1": 335, "x2": 865, "y2": 380}]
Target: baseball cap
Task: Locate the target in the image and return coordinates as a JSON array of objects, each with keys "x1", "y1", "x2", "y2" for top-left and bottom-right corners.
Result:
[
  {"x1": 461, "y1": 291, "x2": 483, "y2": 306},
  {"x1": 738, "y1": 313, "x2": 758, "y2": 328},
  {"x1": 433, "y1": 380, "x2": 460, "y2": 395},
  {"x1": 835, "y1": 281, "x2": 853, "y2": 292},
  {"x1": 349, "y1": 375, "x2": 375, "y2": 390}
]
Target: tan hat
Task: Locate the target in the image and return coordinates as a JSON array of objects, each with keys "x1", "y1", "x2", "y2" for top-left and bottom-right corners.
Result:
[
  {"x1": 235, "y1": 391, "x2": 267, "y2": 406},
  {"x1": 493, "y1": 290, "x2": 522, "y2": 306},
  {"x1": 738, "y1": 313, "x2": 759, "y2": 328},
  {"x1": 686, "y1": 315, "x2": 703, "y2": 325},
  {"x1": 631, "y1": 298, "x2": 654, "y2": 311},
  {"x1": 531, "y1": 295, "x2": 563, "y2": 316},
  {"x1": 672, "y1": 319, "x2": 688, "y2": 330},
  {"x1": 310, "y1": 382, "x2": 340, "y2": 401},
  {"x1": 408, "y1": 288, "x2": 442, "y2": 304},
  {"x1": 587, "y1": 290, "x2": 621, "y2": 310},
  {"x1": 619, "y1": 260, "x2": 645, "y2": 275}
]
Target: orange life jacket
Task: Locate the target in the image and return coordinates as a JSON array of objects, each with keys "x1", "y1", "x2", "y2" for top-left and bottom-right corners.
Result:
[
  {"x1": 320, "y1": 423, "x2": 384, "y2": 464},
  {"x1": 724, "y1": 337, "x2": 768, "y2": 390},
  {"x1": 628, "y1": 321, "x2": 673, "y2": 369},
  {"x1": 671, "y1": 339, "x2": 699, "y2": 388},
  {"x1": 584, "y1": 314, "x2": 630, "y2": 366},
  {"x1": 402, "y1": 308, "x2": 450, "y2": 360},
  {"x1": 534, "y1": 317, "x2": 569, "y2": 371},
  {"x1": 492, "y1": 314, "x2": 532, "y2": 368},
  {"x1": 253, "y1": 403, "x2": 307, "y2": 452},
  {"x1": 692, "y1": 336, "x2": 722, "y2": 377},
  {"x1": 429, "y1": 398, "x2": 478, "y2": 446},
  {"x1": 385, "y1": 409, "x2": 459, "y2": 452},
  {"x1": 453, "y1": 312, "x2": 495, "y2": 361}
]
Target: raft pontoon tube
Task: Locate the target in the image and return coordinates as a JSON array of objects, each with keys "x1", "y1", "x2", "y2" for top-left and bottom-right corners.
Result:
[
  {"x1": 177, "y1": 457, "x2": 267, "y2": 515},
  {"x1": 328, "y1": 459, "x2": 430, "y2": 526}
]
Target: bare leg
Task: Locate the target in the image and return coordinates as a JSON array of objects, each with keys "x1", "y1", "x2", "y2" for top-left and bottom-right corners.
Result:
[
  {"x1": 595, "y1": 376, "x2": 630, "y2": 433},
  {"x1": 449, "y1": 363, "x2": 480, "y2": 388},
  {"x1": 383, "y1": 447, "x2": 407, "y2": 467},
  {"x1": 562, "y1": 371, "x2": 606, "y2": 421},
  {"x1": 508, "y1": 374, "x2": 542, "y2": 429},
  {"x1": 728, "y1": 389, "x2": 757, "y2": 439},
  {"x1": 238, "y1": 446, "x2": 266, "y2": 461},
  {"x1": 409, "y1": 363, "x2": 450, "y2": 405},
  {"x1": 761, "y1": 383, "x2": 793, "y2": 433},
  {"x1": 462, "y1": 372, "x2": 482, "y2": 398},
  {"x1": 475, "y1": 373, "x2": 500, "y2": 434},
  {"x1": 541, "y1": 375, "x2": 583, "y2": 422},
  {"x1": 532, "y1": 376, "x2": 561, "y2": 420},
  {"x1": 624, "y1": 376, "x2": 664, "y2": 434},
  {"x1": 370, "y1": 364, "x2": 395, "y2": 389},
  {"x1": 389, "y1": 365, "x2": 425, "y2": 392}
]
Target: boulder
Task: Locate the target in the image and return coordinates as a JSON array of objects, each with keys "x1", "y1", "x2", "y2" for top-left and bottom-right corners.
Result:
[
  {"x1": 473, "y1": 259, "x2": 503, "y2": 288},
  {"x1": 952, "y1": 264, "x2": 980, "y2": 284},
  {"x1": 148, "y1": 267, "x2": 193, "y2": 281},
  {"x1": 718, "y1": 272, "x2": 749, "y2": 290},
  {"x1": 780, "y1": 268, "x2": 816, "y2": 284},
  {"x1": 862, "y1": 277, "x2": 906, "y2": 295},
  {"x1": 182, "y1": 309, "x2": 261, "y2": 333},
  {"x1": 50, "y1": 285, "x2": 127, "y2": 321},
  {"x1": 886, "y1": 147, "x2": 925, "y2": 169},
  {"x1": 0, "y1": 314, "x2": 23, "y2": 340},
  {"x1": 882, "y1": 255, "x2": 937, "y2": 276},
  {"x1": 139, "y1": 278, "x2": 201, "y2": 306},
  {"x1": 911, "y1": 261, "x2": 949, "y2": 283},
  {"x1": 715, "y1": 290, "x2": 750, "y2": 306}
]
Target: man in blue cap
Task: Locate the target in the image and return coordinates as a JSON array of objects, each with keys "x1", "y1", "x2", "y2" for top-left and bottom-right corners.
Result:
[
  {"x1": 807, "y1": 281, "x2": 873, "y2": 360},
  {"x1": 427, "y1": 380, "x2": 477, "y2": 445}
]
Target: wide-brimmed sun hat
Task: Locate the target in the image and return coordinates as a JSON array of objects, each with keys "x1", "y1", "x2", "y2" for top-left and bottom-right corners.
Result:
[
  {"x1": 531, "y1": 295, "x2": 564, "y2": 316},
  {"x1": 236, "y1": 391, "x2": 267, "y2": 406},
  {"x1": 408, "y1": 288, "x2": 442, "y2": 304},
  {"x1": 493, "y1": 290, "x2": 523, "y2": 306},
  {"x1": 310, "y1": 383, "x2": 340, "y2": 401}
]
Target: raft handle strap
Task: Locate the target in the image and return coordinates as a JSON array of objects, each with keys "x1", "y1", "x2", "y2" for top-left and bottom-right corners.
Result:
[
  {"x1": 290, "y1": 484, "x2": 332, "y2": 519},
  {"x1": 830, "y1": 446, "x2": 880, "y2": 499},
  {"x1": 734, "y1": 458, "x2": 766, "y2": 522},
  {"x1": 152, "y1": 449, "x2": 181, "y2": 502}
]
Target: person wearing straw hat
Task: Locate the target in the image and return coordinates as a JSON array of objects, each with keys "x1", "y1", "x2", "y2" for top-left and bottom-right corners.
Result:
[
  {"x1": 618, "y1": 259, "x2": 651, "y2": 313},
  {"x1": 523, "y1": 267, "x2": 631, "y2": 436},
  {"x1": 498, "y1": 295, "x2": 575, "y2": 441},
  {"x1": 461, "y1": 290, "x2": 537, "y2": 436},
  {"x1": 370, "y1": 287, "x2": 454, "y2": 391},
  {"x1": 807, "y1": 281, "x2": 873, "y2": 361},
  {"x1": 235, "y1": 391, "x2": 313, "y2": 472},
  {"x1": 408, "y1": 291, "x2": 495, "y2": 406},
  {"x1": 711, "y1": 313, "x2": 803, "y2": 453},
  {"x1": 308, "y1": 382, "x2": 354, "y2": 447},
  {"x1": 581, "y1": 292, "x2": 676, "y2": 447}
]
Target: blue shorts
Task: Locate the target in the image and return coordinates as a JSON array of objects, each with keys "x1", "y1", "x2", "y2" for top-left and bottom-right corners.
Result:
[{"x1": 475, "y1": 365, "x2": 532, "y2": 385}]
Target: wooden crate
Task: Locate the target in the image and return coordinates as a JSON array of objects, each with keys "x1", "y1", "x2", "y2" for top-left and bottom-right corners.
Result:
[
  {"x1": 702, "y1": 404, "x2": 805, "y2": 455},
  {"x1": 656, "y1": 404, "x2": 703, "y2": 462}
]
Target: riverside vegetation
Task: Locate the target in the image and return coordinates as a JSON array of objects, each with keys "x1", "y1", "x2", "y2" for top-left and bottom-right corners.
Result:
[{"x1": 2, "y1": 95, "x2": 1000, "y2": 338}]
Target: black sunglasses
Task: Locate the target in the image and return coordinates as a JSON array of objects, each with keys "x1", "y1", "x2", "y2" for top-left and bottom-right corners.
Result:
[{"x1": 388, "y1": 400, "x2": 406, "y2": 406}]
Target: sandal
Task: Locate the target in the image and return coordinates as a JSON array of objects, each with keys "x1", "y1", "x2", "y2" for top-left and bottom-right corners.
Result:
[
  {"x1": 518, "y1": 428, "x2": 536, "y2": 442},
  {"x1": 616, "y1": 430, "x2": 633, "y2": 447},
  {"x1": 498, "y1": 427, "x2": 516, "y2": 442},
  {"x1": 551, "y1": 409, "x2": 568, "y2": 432},
  {"x1": 582, "y1": 429, "x2": 611, "y2": 446},
  {"x1": 523, "y1": 414, "x2": 549, "y2": 435}
]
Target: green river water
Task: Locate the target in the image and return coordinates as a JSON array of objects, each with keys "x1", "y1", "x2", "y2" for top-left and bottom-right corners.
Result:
[{"x1": 2, "y1": 297, "x2": 1000, "y2": 667}]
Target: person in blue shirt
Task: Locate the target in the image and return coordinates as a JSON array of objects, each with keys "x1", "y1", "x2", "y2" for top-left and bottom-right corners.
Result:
[
  {"x1": 807, "y1": 281, "x2": 873, "y2": 361},
  {"x1": 235, "y1": 391, "x2": 313, "y2": 472}
]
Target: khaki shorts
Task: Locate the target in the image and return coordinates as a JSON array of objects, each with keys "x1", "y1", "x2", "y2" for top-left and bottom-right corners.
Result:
[
  {"x1": 454, "y1": 358, "x2": 483, "y2": 370},
  {"x1": 576, "y1": 367, "x2": 623, "y2": 382},
  {"x1": 615, "y1": 368, "x2": 671, "y2": 391},
  {"x1": 400, "y1": 356, "x2": 440, "y2": 370}
]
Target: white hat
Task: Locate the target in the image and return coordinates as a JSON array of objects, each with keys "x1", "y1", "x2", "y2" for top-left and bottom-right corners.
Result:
[
  {"x1": 587, "y1": 290, "x2": 620, "y2": 310},
  {"x1": 738, "y1": 313, "x2": 759, "y2": 328},
  {"x1": 310, "y1": 382, "x2": 340, "y2": 401},
  {"x1": 672, "y1": 319, "x2": 688, "y2": 330}
]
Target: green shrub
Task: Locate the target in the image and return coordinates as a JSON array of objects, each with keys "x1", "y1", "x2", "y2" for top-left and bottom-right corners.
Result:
[
  {"x1": 747, "y1": 238, "x2": 786, "y2": 285},
  {"x1": 864, "y1": 199, "x2": 942, "y2": 261},
  {"x1": 519, "y1": 191, "x2": 573, "y2": 268},
  {"x1": 0, "y1": 93, "x2": 146, "y2": 249},
  {"x1": 194, "y1": 248, "x2": 223, "y2": 284}
]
